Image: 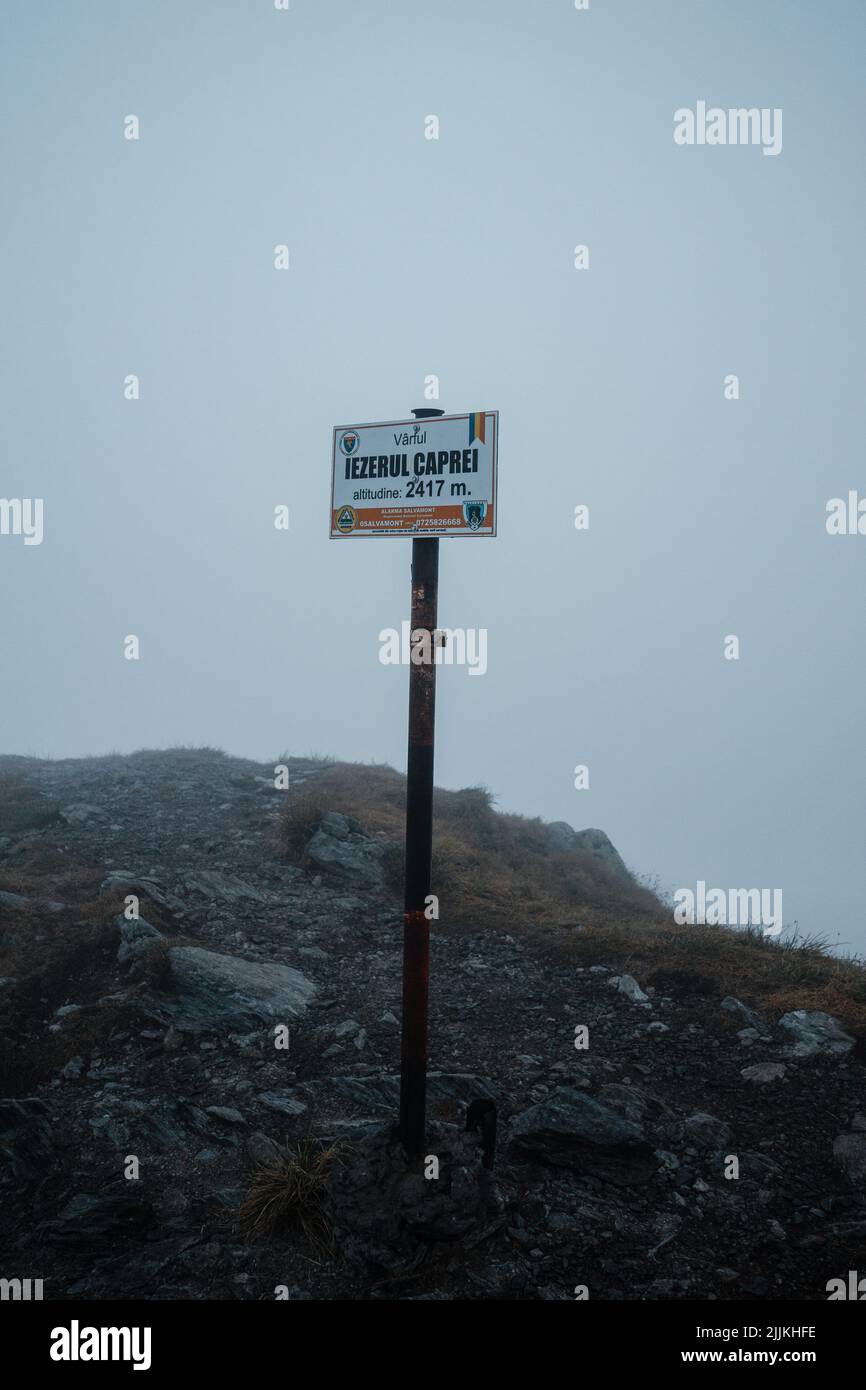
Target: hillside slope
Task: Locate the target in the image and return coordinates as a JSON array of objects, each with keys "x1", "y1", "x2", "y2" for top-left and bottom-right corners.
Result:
[{"x1": 1, "y1": 748, "x2": 865, "y2": 1302}]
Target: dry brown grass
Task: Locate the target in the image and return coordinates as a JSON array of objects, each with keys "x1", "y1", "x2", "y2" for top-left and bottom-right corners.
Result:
[
  {"x1": 278, "y1": 759, "x2": 866, "y2": 1034},
  {"x1": 132, "y1": 933, "x2": 201, "y2": 989},
  {"x1": 0, "y1": 759, "x2": 200, "y2": 1095},
  {"x1": 281, "y1": 797, "x2": 328, "y2": 859},
  {"x1": 128, "y1": 745, "x2": 228, "y2": 763},
  {"x1": 558, "y1": 918, "x2": 866, "y2": 1036},
  {"x1": 233, "y1": 1138, "x2": 341, "y2": 1248},
  {"x1": 280, "y1": 760, "x2": 661, "y2": 934},
  {"x1": 0, "y1": 845, "x2": 182, "y2": 1092},
  {"x1": 0, "y1": 897, "x2": 132, "y2": 1094},
  {"x1": 0, "y1": 770, "x2": 59, "y2": 833}
]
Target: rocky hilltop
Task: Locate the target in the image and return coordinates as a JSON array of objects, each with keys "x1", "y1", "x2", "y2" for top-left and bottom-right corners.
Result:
[{"x1": 1, "y1": 748, "x2": 865, "y2": 1302}]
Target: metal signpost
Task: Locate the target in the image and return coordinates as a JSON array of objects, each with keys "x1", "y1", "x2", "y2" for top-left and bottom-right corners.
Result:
[{"x1": 330, "y1": 408, "x2": 498, "y2": 1154}]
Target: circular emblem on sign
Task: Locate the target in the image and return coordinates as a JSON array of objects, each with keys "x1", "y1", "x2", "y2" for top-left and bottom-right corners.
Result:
[
  {"x1": 336, "y1": 506, "x2": 357, "y2": 533},
  {"x1": 339, "y1": 430, "x2": 360, "y2": 456}
]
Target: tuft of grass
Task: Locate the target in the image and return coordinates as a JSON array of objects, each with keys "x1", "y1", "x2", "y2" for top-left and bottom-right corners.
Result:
[
  {"x1": 281, "y1": 797, "x2": 326, "y2": 859},
  {"x1": 233, "y1": 1138, "x2": 341, "y2": 1248}
]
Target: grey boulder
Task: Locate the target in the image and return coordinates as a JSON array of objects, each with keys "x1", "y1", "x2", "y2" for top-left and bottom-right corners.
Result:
[
  {"x1": 257, "y1": 1091, "x2": 308, "y2": 1118},
  {"x1": 546, "y1": 823, "x2": 628, "y2": 876},
  {"x1": 145, "y1": 946, "x2": 316, "y2": 1033},
  {"x1": 180, "y1": 871, "x2": 277, "y2": 906},
  {"x1": 741, "y1": 1062, "x2": 787, "y2": 1085},
  {"x1": 609, "y1": 973, "x2": 651, "y2": 1006},
  {"x1": 684, "y1": 1112, "x2": 732, "y2": 1150},
  {"x1": 778, "y1": 1010, "x2": 854, "y2": 1058},
  {"x1": 100, "y1": 871, "x2": 186, "y2": 920},
  {"x1": 306, "y1": 819, "x2": 385, "y2": 887},
  {"x1": 510, "y1": 1087, "x2": 657, "y2": 1184}
]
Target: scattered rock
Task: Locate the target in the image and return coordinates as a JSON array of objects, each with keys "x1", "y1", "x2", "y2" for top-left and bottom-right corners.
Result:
[
  {"x1": 609, "y1": 974, "x2": 650, "y2": 1006},
  {"x1": 144, "y1": 946, "x2": 316, "y2": 1033},
  {"x1": 510, "y1": 1087, "x2": 657, "y2": 1184},
  {"x1": 833, "y1": 1133, "x2": 866, "y2": 1189},
  {"x1": 115, "y1": 914, "x2": 163, "y2": 973},
  {"x1": 59, "y1": 802, "x2": 105, "y2": 825},
  {"x1": 4, "y1": 747, "x2": 862, "y2": 1303},
  {"x1": 257, "y1": 1091, "x2": 307, "y2": 1118},
  {"x1": 0, "y1": 890, "x2": 30, "y2": 911},
  {"x1": 737, "y1": 1151, "x2": 781, "y2": 1185},
  {"x1": 597, "y1": 1084, "x2": 648, "y2": 1124},
  {"x1": 0, "y1": 1098, "x2": 55, "y2": 1184},
  {"x1": 778, "y1": 1010, "x2": 855, "y2": 1058},
  {"x1": 721, "y1": 997, "x2": 768, "y2": 1031},
  {"x1": 246, "y1": 1131, "x2": 284, "y2": 1166},
  {"x1": 320, "y1": 811, "x2": 351, "y2": 839},
  {"x1": 306, "y1": 818, "x2": 386, "y2": 887},
  {"x1": 89, "y1": 1097, "x2": 209, "y2": 1152},
  {"x1": 206, "y1": 1106, "x2": 246, "y2": 1126},
  {"x1": 741, "y1": 1063, "x2": 786, "y2": 1085},
  {"x1": 43, "y1": 1191, "x2": 155, "y2": 1245},
  {"x1": 100, "y1": 871, "x2": 186, "y2": 920},
  {"x1": 180, "y1": 871, "x2": 276, "y2": 906},
  {"x1": 298, "y1": 946, "x2": 328, "y2": 962},
  {"x1": 683, "y1": 1112, "x2": 732, "y2": 1150}
]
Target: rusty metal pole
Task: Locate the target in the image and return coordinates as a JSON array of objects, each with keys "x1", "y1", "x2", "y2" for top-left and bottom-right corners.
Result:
[{"x1": 399, "y1": 406, "x2": 444, "y2": 1155}]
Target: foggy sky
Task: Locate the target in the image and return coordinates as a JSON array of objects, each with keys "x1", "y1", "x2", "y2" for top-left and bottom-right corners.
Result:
[{"x1": 2, "y1": 1, "x2": 864, "y2": 952}]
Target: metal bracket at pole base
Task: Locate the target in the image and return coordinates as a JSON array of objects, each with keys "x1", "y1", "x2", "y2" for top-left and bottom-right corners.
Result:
[{"x1": 465, "y1": 1098, "x2": 497, "y2": 1171}]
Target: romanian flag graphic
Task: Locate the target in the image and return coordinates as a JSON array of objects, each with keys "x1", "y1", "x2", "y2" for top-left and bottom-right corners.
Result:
[{"x1": 468, "y1": 412, "x2": 486, "y2": 445}]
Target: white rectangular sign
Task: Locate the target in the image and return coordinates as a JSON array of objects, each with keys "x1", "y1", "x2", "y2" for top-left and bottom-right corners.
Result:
[{"x1": 330, "y1": 411, "x2": 498, "y2": 538}]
